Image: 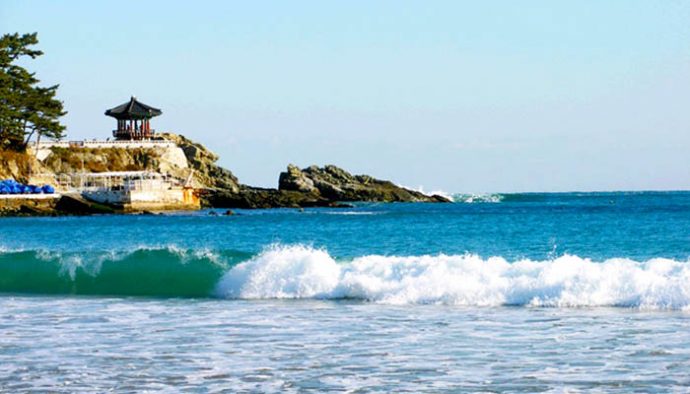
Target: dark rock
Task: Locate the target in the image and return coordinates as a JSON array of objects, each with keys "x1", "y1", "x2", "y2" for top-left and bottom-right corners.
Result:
[
  {"x1": 55, "y1": 194, "x2": 117, "y2": 215},
  {"x1": 203, "y1": 163, "x2": 451, "y2": 209},
  {"x1": 203, "y1": 187, "x2": 333, "y2": 209},
  {"x1": 430, "y1": 194, "x2": 451, "y2": 203},
  {"x1": 278, "y1": 164, "x2": 451, "y2": 203},
  {"x1": 278, "y1": 164, "x2": 317, "y2": 193},
  {"x1": 0, "y1": 195, "x2": 54, "y2": 216}
]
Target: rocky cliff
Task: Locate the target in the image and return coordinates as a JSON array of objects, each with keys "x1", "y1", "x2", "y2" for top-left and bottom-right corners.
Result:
[
  {"x1": 26, "y1": 134, "x2": 241, "y2": 194},
  {"x1": 41, "y1": 147, "x2": 163, "y2": 174},
  {"x1": 2, "y1": 133, "x2": 449, "y2": 213},
  {"x1": 0, "y1": 150, "x2": 36, "y2": 183},
  {"x1": 278, "y1": 164, "x2": 450, "y2": 203},
  {"x1": 158, "y1": 133, "x2": 240, "y2": 193}
]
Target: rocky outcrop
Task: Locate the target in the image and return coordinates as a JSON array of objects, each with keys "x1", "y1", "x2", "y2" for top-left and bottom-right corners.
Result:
[
  {"x1": 279, "y1": 164, "x2": 450, "y2": 203},
  {"x1": 31, "y1": 133, "x2": 240, "y2": 193},
  {"x1": 0, "y1": 150, "x2": 42, "y2": 183},
  {"x1": 155, "y1": 136, "x2": 449, "y2": 206},
  {"x1": 3, "y1": 134, "x2": 450, "y2": 214},
  {"x1": 0, "y1": 194, "x2": 116, "y2": 217},
  {"x1": 278, "y1": 164, "x2": 318, "y2": 194},
  {"x1": 203, "y1": 163, "x2": 449, "y2": 208},
  {"x1": 159, "y1": 133, "x2": 240, "y2": 193},
  {"x1": 54, "y1": 193, "x2": 118, "y2": 215},
  {"x1": 205, "y1": 186, "x2": 350, "y2": 209},
  {"x1": 0, "y1": 195, "x2": 58, "y2": 216}
]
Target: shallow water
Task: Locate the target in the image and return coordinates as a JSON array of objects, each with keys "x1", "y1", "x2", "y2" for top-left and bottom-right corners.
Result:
[
  {"x1": 2, "y1": 297, "x2": 689, "y2": 393},
  {"x1": 2, "y1": 192, "x2": 690, "y2": 391}
]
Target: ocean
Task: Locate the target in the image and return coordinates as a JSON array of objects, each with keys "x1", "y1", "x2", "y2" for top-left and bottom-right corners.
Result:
[{"x1": 1, "y1": 191, "x2": 690, "y2": 392}]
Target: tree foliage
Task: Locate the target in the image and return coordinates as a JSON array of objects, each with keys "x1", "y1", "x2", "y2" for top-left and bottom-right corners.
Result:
[{"x1": 0, "y1": 32, "x2": 66, "y2": 151}]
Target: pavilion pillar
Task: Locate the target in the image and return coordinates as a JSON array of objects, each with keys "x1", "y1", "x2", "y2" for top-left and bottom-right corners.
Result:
[{"x1": 106, "y1": 97, "x2": 162, "y2": 141}]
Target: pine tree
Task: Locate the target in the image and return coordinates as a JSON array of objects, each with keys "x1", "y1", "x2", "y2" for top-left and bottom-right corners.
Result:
[{"x1": 0, "y1": 32, "x2": 66, "y2": 151}]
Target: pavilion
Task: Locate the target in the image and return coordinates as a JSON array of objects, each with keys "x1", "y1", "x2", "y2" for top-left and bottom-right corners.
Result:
[{"x1": 105, "y1": 96, "x2": 162, "y2": 140}]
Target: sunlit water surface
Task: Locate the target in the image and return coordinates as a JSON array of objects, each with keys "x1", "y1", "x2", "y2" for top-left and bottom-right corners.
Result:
[
  {"x1": 2, "y1": 192, "x2": 690, "y2": 392},
  {"x1": 2, "y1": 297, "x2": 690, "y2": 393}
]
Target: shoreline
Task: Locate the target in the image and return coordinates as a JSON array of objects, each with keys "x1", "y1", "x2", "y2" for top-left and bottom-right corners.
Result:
[{"x1": 1, "y1": 133, "x2": 451, "y2": 216}]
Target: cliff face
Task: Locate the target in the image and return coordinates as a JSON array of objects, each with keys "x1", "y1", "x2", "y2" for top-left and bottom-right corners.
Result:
[
  {"x1": 0, "y1": 150, "x2": 36, "y2": 183},
  {"x1": 159, "y1": 133, "x2": 240, "y2": 193},
  {"x1": 28, "y1": 134, "x2": 241, "y2": 194},
  {"x1": 278, "y1": 164, "x2": 450, "y2": 203},
  {"x1": 41, "y1": 147, "x2": 163, "y2": 174}
]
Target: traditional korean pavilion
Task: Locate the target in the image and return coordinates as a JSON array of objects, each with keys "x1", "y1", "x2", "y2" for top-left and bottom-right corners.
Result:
[{"x1": 105, "y1": 97, "x2": 162, "y2": 140}]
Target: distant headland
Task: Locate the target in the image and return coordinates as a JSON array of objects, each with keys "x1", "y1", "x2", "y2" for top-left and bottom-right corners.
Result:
[{"x1": 0, "y1": 33, "x2": 448, "y2": 216}]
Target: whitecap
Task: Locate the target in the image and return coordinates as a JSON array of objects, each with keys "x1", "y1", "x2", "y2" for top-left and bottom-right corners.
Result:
[{"x1": 214, "y1": 245, "x2": 690, "y2": 309}]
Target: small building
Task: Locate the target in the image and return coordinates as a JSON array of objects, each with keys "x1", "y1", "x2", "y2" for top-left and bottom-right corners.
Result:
[
  {"x1": 105, "y1": 96, "x2": 162, "y2": 140},
  {"x1": 77, "y1": 171, "x2": 199, "y2": 212}
]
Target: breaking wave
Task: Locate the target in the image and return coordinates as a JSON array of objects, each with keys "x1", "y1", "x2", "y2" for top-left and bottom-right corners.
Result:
[
  {"x1": 451, "y1": 192, "x2": 659, "y2": 204},
  {"x1": 216, "y1": 245, "x2": 690, "y2": 309},
  {"x1": 452, "y1": 193, "x2": 504, "y2": 203},
  {"x1": 3, "y1": 244, "x2": 690, "y2": 309}
]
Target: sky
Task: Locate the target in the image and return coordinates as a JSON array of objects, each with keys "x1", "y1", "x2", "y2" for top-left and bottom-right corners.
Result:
[{"x1": 2, "y1": 1, "x2": 690, "y2": 192}]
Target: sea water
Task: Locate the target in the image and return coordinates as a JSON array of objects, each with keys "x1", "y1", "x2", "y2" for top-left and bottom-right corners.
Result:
[{"x1": 1, "y1": 192, "x2": 690, "y2": 392}]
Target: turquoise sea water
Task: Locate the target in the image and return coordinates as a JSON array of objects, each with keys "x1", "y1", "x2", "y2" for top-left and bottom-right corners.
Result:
[{"x1": 2, "y1": 191, "x2": 690, "y2": 392}]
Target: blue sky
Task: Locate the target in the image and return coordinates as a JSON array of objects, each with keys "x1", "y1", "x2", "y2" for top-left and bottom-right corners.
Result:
[{"x1": 2, "y1": 1, "x2": 690, "y2": 192}]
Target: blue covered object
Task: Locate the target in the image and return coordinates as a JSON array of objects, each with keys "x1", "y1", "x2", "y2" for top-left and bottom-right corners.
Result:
[{"x1": 0, "y1": 179, "x2": 55, "y2": 195}]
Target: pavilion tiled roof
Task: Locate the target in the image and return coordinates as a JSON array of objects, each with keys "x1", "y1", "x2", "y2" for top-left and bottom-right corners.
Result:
[{"x1": 105, "y1": 96, "x2": 162, "y2": 120}]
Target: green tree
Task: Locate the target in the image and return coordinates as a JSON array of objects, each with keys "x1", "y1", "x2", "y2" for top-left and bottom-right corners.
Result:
[{"x1": 0, "y1": 32, "x2": 66, "y2": 151}]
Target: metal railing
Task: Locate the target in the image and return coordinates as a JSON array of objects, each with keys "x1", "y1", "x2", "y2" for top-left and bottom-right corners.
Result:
[
  {"x1": 35, "y1": 171, "x2": 183, "y2": 192},
  {"x1": 30, "y1": 139, "x2": 176, "y2": 149}
]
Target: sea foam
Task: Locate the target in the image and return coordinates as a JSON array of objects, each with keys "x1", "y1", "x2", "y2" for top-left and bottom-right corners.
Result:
[
  {"x1": 452, "y1": 193, "x2": 504, "y2": 203},
  {"x1": 214, "y1": 245, "x2": 690, "y2": 309}
]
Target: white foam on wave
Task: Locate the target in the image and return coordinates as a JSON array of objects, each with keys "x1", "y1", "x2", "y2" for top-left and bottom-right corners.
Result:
[
  {"x1": 214, "y1": 245, "x2": 690, "y2": 309},
  {"x1": 216, "y1": 245, "x2": 340, "y2": 299},
  {"x1": 453, "y1": 193, "x2": 504, "y2": 203}
]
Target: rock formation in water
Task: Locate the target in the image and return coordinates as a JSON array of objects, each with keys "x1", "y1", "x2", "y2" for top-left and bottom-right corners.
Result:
[
  {"x1": 157, "y1": 135, "x2": 449, "y2": 207},
  {"x1": 278, "y1": 164, "x2": 450, "y2": 203},
  {"x1": 204, "y1": 186, "x2": 340, "y2": 209},
  {"x1": 206, "y1": 163, "x2": 450, "y2": 209}
]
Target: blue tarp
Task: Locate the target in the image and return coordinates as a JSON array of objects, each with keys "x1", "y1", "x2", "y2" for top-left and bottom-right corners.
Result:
[{"x1": 0, "y1": 179, "x2": 55, "y2": 195}]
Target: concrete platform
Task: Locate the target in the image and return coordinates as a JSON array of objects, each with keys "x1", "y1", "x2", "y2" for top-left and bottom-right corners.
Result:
[{"x1": 0, "y1": 194, "x2": 61, "y2": 199}]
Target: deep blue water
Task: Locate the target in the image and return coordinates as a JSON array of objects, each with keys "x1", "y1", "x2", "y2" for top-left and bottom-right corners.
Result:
[{"x1": 3, "y1": 191, "x2": 690, "y2": 261}]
